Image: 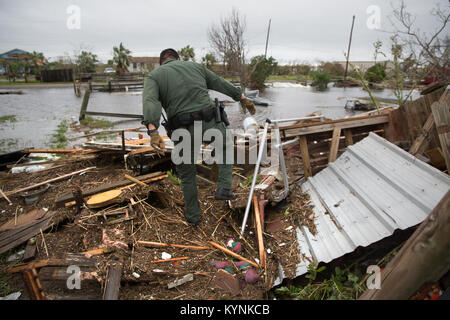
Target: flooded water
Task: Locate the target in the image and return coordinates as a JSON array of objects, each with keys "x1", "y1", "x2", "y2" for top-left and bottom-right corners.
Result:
[{"x1": 0, "y1": 84, "x2": 419, "y2": 153}]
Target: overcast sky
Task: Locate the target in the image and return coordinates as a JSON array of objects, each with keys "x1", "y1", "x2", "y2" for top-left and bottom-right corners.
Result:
[{"x1": 0, "y1": 0, "x2": 447, "y2": 64}]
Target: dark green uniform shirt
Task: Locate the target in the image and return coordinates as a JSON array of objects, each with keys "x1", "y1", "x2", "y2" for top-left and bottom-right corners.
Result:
[{"x1": 142, "y1": 59, "x2": 242, "y2": 128}]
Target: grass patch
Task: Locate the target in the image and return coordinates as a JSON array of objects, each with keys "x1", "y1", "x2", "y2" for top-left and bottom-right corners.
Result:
[
  {"x1": 0, "y1": 115, "x2": 17, "y2": 124},
  {"x1": 80, "y1": 116, "x2": 114, "y2": 129},
  {"x1": 274, "y1": 262, "x2": 365, "y2": 300},
  {"x1": 51, "y1": 120, "x2": 69, "y2": 149}
]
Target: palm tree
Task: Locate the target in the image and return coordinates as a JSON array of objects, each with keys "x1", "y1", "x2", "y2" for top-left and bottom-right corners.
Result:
[
  {"x1": 112, "y1": 43, "x2": 132, "y2": 75},
  {"x1": 179, "y1": 45, "x2": 195, "y2": 61},
  {"x1": 30, "y1": 51, "x2": 45, "y2": 76},
  {"x1": 202, "y1": 53, "x2": 216, "y2": 69}
]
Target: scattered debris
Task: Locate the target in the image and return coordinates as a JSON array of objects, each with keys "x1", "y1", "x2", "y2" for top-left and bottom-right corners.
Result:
[{"x1": 168, "y1": 273, "x2": 194, "y2": 289}]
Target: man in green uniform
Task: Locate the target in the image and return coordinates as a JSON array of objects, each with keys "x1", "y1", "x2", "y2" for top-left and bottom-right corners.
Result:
[{"x1": 142, "y1": 48, "x2": 255, "y2": 226}]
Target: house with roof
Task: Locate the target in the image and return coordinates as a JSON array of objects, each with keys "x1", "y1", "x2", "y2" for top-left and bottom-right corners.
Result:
[
  {"x1": 128, "y1": 57, "x2": 160, "y2": 73},
  {"x1": 0, "y1": 49, "x2": 31, "y2": 74},
  {"x1": 0, "y1": 49, "x2": 46, "y2": 75}
]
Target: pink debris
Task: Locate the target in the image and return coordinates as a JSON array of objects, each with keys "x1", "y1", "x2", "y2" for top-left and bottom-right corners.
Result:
[{"x1": 245, "y1": 269, "x2": 259, "y2": 284}]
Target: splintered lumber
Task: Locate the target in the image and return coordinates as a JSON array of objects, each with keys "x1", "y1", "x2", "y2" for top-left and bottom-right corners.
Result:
[
  {"x1": 281, "y1": 114, "x2": 389, "y2": 137},
  {"x1": 431, "y1": 99, "x2": 450, "y2": 172},
  {"x1": 55, "y1": 171, "x2": 165, "y2": 207},
  {"x1": 328, "y1": 127, "x2": 342, "y2": 163},
  {"x1": 344, "y1": 129, "x2": 354, "y2": 146},
  {"x1": 22, "y1": 268, "x2": 47, "y2": 300},
  {"x1": 409, "y1": 114, "x2": 435, "y2": 156},
  {"x1": 137, "y1": 240, "x2": 211, "y2": 251},
  {"x1": 299, "y1": 136, "x2": 312, "y2": 178},
  {"x1": 103, "y1": 265, "x2": 122, "y2": 300},
  {"x1": 8, "y1": 253, "x2": 97, "y2": 274},
  {"x1": 5, "y1": 167, "x2": 96, "y2": 197},
  {"x1": 0, "y1": 209, "x2": 55, "y2": 254},
  {"x1": 124, "y1": 174, "x2": 148, "y2": 187},
  {"x1": 86, "y1": 189, "x2": 122, "y2": 209},
  {"x1": 150, "y1": 257, "x2": 189, "y2": 263},
  {"x1": 23, "y1": 240, "x2": 37, "y2": 262},
  {"x1": 209, "y1": 241, "x2": 259, "y2": 268},
  {"x1": 253, "y1": 196, "x2": 266, "y2": 268}
]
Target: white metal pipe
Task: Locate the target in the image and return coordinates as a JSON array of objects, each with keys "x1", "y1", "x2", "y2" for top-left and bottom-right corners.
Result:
[{"x1": 240, "y1": 121, "x2": 270, "y2": 236}]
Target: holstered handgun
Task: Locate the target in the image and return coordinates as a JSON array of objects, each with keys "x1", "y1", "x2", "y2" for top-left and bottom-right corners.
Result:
[
  {"x1": 219, "y1": 101, "x2": 230, "y2": 126},
  {"x1": 214, "y1": 98, "x2": 222, "y2": 123}
]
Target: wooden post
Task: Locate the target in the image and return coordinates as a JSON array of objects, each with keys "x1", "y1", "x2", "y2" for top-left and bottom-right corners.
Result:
[
  {"x1": 360, "y1": 191, "x2": 450, "y2": 300},
  {"x1": 328, "y1": 127, "x2": 342, "y2": 163},
  {"x1": 121, "y1": 131, "x2": 126, "y2": 154},
  {"x1": 344, "y1": 129, "x2": 354, "y2": 146},
  {"x1": 409, "y1": 113, "x2": 435, "y2": 156},
  {"x1": 253, "y1": 196, "x2": 266, "y2": 268},
  {"x1": 103, "y1": 265, "x2": 122, "y2": 300},
  {"x1": 79, "y1": 89, "x2": 91, "y2": 121},
  {"x1": 299, "y1": 136, "x2": 312, "y2": 178},
  {"x1": 431, "y1": 100, "x2": 450, "y2": 172}
]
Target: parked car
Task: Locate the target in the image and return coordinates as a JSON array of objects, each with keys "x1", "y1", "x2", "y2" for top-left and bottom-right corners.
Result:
[{"x1": 104, "y1": 67, "x2": 115, "y2": 74}]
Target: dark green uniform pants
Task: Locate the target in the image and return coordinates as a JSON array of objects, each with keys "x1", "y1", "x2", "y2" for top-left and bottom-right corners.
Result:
[{"x1": 175, "y1": 119, "x2": 233, "y2": 224}]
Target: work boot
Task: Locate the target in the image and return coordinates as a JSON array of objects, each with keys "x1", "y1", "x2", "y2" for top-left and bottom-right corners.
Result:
[
  {"x1": 215, "y1": 187, "x2": 236, "y2": 200},
  {"x1": 185, "y1": 211, "x2": 200, "y2": 227}
]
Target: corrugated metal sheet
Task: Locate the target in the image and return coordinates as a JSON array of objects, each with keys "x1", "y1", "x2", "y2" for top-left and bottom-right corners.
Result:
[{"x1": 274, "y1": 132, "x2": 450, "y2": 286}]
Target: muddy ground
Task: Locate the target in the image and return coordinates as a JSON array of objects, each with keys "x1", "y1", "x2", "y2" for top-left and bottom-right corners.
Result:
[{"x1": 0, "y1": 152, "x2": 316, "y2": 300}]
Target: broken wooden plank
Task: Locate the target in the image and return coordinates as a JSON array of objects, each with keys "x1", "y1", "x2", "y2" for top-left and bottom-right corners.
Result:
[
  {"x1": 23, "y1": 239, "x2": 37, "y2": 262},
  {"x1": 344, "y1": 129, "x2": 354, "y2": 146},
  {"x1": 253, "y1": 196, "x2": 266, "y2": 268},
  {"x1": 8, "y1": 253, "x2": 98, "y2": 274},
  {"x1": 5, "y1": 167, "x2": 96, "y2": 197},
  {"x1": 0, "y1": 211, "x2": 55, "y2": 254},
  {"x1": 124, "y1": 174, "x2": 148, "y2": 187},
  {"x1": 38, "y1": 266, "x2": 98, "y2": 282},
  {"x1": 328, "y1": 127, "x2": 342, "y2": 163},
  {"x1": 431, "y1": 99, "x2": 450, "y2": 172},
  {"x1": 299, "y1": 136, "x2": 312, "y2": 178},
  {"x1": 103, "y1": 265, "x2": 122, "y2": 300},
  {"x1": 281, "y1": 114, "x2": 389, "y2": 137},
  {"x1": 209, "y1": 241, "x2": 259, "y2": 268},
  {"x1": 22, "y1": 267, "x2": 47, "y2": 300},
  {"x1": 55, "y1": 171, "x2": 165, "y2": 207},
  {"x1": 409, "y1": 113, "x2": 436, "y2": 156}
]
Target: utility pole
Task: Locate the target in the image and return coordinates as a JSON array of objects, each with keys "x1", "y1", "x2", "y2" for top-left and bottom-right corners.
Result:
[
  {"x1": 264, "y1": 19, "x2": 272, "y2": 58},
  {"x1": 344, "y1": 15, "x2": 355, "y2": 82}
]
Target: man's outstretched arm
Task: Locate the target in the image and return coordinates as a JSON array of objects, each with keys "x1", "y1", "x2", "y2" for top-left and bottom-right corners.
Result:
[
  {"x1": 204, "y1": 66, "x2": 242, "y2": 101},
  {"x1": 142, "y1": 76, "x2": 163, "y2": 130}
]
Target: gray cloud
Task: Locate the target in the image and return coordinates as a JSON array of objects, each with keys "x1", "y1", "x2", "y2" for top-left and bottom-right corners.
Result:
[{"x1": 0, "y1": 0, "x2": 447, "y2": 64}]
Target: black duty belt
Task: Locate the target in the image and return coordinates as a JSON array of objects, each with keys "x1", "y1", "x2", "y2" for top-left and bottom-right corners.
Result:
[{"x1": 169, "y1": 107, "x2": 216, "y2": 129}]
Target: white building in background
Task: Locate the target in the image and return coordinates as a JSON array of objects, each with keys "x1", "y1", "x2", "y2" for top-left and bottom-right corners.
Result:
[
  {"x1": 333, "y1": 60, "x2": 394, "y2": 73},
  {"x1": 128, "y1": 57, "x2": 160, "y2": 73}
]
